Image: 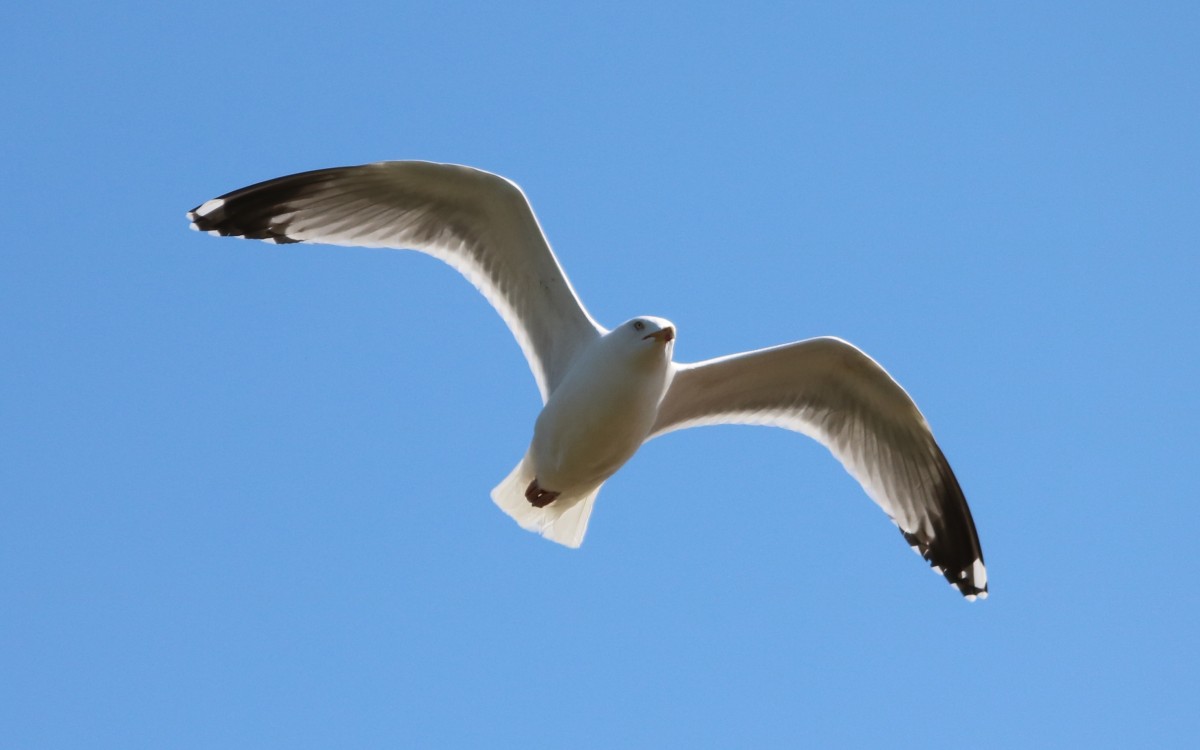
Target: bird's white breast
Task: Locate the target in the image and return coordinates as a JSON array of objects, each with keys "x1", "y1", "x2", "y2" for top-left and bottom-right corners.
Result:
[{"x1": 529, "y1": 335, "x2": 672, "y2": 493}]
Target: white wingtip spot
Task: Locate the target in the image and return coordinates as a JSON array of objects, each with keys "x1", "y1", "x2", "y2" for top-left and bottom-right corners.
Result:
[
  {"x1": 965, "y1": 593, "x2": 978, "y2": 602},
  {"x1": 972, "y1": 558, "x2": 988, "y2": 589},
  {"x1": 195, "y1": 198, "x2": 225, "y2": 217}
]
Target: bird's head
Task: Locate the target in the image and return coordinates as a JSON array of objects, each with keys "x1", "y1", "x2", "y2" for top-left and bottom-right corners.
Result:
[{"x1": 620, "y1": 316, "x2": 676, "y2": 355}]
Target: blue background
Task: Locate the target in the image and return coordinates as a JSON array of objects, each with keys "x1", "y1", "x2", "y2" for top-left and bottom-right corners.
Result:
[{"x1": 3, "y1": 2, "x2": 1198, "y2": 747}]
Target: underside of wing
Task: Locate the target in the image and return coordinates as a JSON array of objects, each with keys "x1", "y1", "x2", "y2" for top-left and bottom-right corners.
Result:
[
  {"x1": 651, "y1": 337, "x2": 987, "y2": 599},
  {"x1": 187, "y1": 160, "x2": 601, "y2": 400}
]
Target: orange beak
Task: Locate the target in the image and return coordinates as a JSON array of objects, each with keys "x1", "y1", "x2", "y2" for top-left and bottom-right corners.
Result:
[{"x1": 643, "y1": 326, "x2": 675, "y2": 343}]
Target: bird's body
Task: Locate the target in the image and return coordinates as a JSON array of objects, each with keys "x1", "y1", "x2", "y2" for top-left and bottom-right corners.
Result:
[
  {"x1": 529, "y1": 317, "x2": 674, "y2": 496},
  {"x1": 188, "y1": 160, "x2": 989, "y2": 600}
]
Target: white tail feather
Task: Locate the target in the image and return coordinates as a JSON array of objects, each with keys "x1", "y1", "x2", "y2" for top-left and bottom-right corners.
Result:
[{"x1": 490, "y1": 455, "x2": 601, "y2": 548}]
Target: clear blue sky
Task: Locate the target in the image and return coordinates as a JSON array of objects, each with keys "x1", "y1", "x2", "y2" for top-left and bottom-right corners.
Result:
[{"x1": 3, "y1": 2, "x2": 1198, "y2": 747}]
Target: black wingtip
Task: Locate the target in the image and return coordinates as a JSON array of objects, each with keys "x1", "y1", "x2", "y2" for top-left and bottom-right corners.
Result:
[
  {"x1": 899, "y1": 450, "x2": 988, "y2": 600},
  {"x1": 903, "y1": 528, "x2": 989, "y2": 600},
  {"x1": 186, "y1": 193, "x2": 303, "y2": 244},
  {"x1": 185, "y1": 167, "x2": 348, "y2": 244}
]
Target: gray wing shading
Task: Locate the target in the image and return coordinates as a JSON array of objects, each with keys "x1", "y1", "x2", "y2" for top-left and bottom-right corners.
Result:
[
  {"x1": 650, "y1": 336, "x2": 987, "y2": 599},
  {"x1": 187, "y1": 161, "x2": 602, "y2": 402}
]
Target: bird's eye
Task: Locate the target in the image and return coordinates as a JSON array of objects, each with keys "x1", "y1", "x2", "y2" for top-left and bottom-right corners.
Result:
[{"x1": 633, "y1": 321, "x2": 645, "y2": 331}]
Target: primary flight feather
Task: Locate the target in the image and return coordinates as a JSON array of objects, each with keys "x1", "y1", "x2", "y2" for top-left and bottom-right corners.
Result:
[{"x1": 187, "y1": 160, "x2": 988, "y2": 600}]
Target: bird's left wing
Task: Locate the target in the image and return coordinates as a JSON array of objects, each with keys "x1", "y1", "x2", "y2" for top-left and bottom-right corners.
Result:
[
  {"x1": 649, "y1": 336, "x2": 987, "y2": 599},
  {"x1": 188, "y1": 161, "x2": 602, "y2": 402}
]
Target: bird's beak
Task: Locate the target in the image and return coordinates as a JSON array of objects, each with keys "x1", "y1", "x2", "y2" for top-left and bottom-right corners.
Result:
[{"x1": 644, "y1": 326, "x2": 675, "y2": 343}]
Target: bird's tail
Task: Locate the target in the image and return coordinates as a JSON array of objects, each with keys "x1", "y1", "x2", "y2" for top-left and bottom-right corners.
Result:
[{"x1": 491, "y1": 454, "x2": 600, "y2": 549}]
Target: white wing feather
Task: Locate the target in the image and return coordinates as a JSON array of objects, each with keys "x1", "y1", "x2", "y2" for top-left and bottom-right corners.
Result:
[
  {"x1": 188, "y1": 161, "x2": 602, "y2": 401},
  {"x1": 650, "y1": 336, "x2": 987, "y2": 599}
]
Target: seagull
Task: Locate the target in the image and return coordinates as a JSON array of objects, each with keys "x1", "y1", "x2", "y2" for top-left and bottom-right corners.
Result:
[{"x1": 187, "y1": 160, "x2": 988, "y2": 600}]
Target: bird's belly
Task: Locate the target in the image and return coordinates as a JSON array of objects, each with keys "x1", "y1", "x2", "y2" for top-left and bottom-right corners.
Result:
[{"x1": 530, "y1": 389, "x2": 657, "y2": 493}]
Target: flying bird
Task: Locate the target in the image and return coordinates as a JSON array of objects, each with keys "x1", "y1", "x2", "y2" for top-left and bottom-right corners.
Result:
[{"x1": 187, "y1": 160, "x2": 988, "y2": 600}]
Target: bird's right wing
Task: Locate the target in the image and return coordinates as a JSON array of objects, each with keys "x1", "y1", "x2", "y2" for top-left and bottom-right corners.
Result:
[
  {"x1": 650, "y1": 337, "x2": 987, "y2": 599},
  {"x1": 188, "y1": 161, "x2": 602, "y2": 402}
]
